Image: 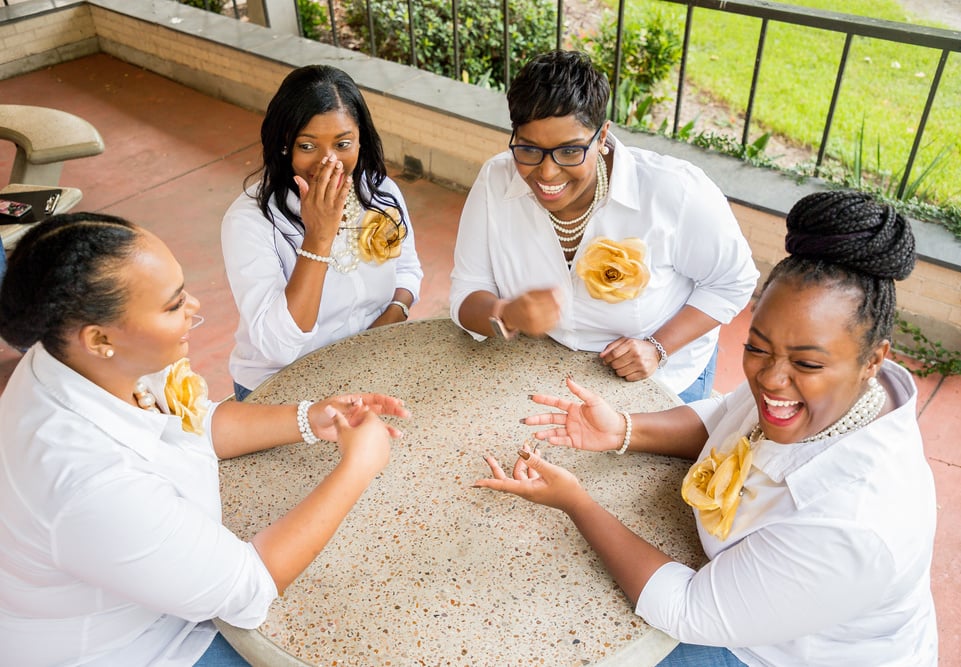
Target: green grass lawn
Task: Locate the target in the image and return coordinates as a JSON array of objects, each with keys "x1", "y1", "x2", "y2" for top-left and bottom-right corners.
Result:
[{"x1": 612, "y1": 0, "x2": 960, "y2": 206}]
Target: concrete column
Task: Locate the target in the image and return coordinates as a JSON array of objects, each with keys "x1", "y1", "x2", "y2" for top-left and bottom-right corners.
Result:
[{"x1": 244, "y1": 0, "x2": 300, "y2": 36}]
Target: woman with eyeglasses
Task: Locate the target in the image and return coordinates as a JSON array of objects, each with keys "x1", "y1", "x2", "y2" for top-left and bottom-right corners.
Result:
[
  {"x1": 222, "y1": 65, "x2": 423, "y2": 401},
  {"x1": 449, "y1": 50, "x2": 758, "y2": 402}
]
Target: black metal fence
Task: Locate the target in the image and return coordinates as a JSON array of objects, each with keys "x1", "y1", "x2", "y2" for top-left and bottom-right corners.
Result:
[{"x1": 192, "y1": 0, "x2": 960, "y2": 200}]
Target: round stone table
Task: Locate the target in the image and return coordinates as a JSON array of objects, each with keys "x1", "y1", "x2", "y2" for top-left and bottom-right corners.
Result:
[{"x1": 216, "y1": 318, "x2": 705, "y2": 667}]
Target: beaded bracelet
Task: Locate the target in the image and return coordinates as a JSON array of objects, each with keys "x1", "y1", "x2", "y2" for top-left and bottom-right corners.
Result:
[
  {"x1": 297, "y1": 400, "x2": 320, "y2": 445},
  {"x1": 615, "y1": 411, "x2": 632, "y2": 455},
  {"x1": 296, "y1": 247, "x2": 334, "y2": 265}
]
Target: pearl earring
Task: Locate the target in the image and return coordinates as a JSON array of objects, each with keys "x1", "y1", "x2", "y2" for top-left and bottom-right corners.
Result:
[
  {"x1": 601, "y1": 144, "x2": 610, "y2": 155},
  {"x1": 105, "y1": 349, "x2": 114, "y2": 358},
  {"x1": 281, "y1": 148, "x2": 288, "y2": 156}
]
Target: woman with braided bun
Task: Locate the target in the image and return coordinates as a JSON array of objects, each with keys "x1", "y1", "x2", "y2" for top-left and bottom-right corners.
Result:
[
  {"x1": 450, "y1": 50, "x2": 758, "y2": 402},
  {"x1": 476, "y1": 191, "x2": 937, "y2": 666},
  {"x1": 0, "y1": 213, "x2": 408, "y2": 666}
]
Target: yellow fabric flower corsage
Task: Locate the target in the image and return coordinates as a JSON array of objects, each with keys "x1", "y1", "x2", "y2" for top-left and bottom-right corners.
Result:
[
  {"x1": 575, "y1": 237, "x2": 651, "y2": 303},
  {"x1": 681, "y1": 435, "x2": 754, "y2": 540},
  {"x1": 358, "y1": 207, "x2": 406, "y2": 264},
  {"x1": 163, "y1": 358, "x2": 209, "y2": 436}
]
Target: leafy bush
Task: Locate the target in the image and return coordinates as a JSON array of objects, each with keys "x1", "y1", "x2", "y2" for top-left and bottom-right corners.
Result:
[
  {"x1": 298, "y1": 0, "x2": 330, "y2": 41},
  {"x1": 342, "y1": 0, "x2": 557, "y2": 89},
  {"x1": 894, "y1": 317, "x2": 961, "y2": 378},
  {"x1": 572, "y1": 11, "x2": 681, "y2": 127}
]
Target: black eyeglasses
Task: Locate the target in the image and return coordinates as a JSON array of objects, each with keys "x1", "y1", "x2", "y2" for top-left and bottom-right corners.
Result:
[{"x1": 509, "y1": 125, "x2": 604, "y2": 166}]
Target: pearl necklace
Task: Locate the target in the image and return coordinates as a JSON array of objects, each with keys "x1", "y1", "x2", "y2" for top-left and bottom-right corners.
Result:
[
  {"x1": 326, "y1": 188, "x2": 364, "y2": 274},
  {"x1": 133, "y1": 381, "x2": 161, "y2": 413},
  {"x1": 549, "y1": 155, "x2": 609, "y2": 242},
  {"x1": 751, "y1": 376, "x2": 886, "y2": 444}
]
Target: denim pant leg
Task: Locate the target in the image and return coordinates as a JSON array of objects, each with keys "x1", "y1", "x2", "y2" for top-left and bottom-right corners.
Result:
[
  {"x1": 193, "y1": 633, "x2": 250, "y2": 667},
  {"x1": 233, "y1": 381, "x2": 252, "y2": 402},
  {"x1": 676, "y1": 344, "x2": 719, "y2": 403},
  {"x1": 657, "y1": 642, "x2": 747, "y2": 667}
]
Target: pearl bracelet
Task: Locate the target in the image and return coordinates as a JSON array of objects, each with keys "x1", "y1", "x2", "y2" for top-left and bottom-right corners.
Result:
[
  {"x1": 615, "y1": 411, "x2": 632, "y2": 454},
  {"x1": 388, "y1": 300, "x2": 410, "y2": 319},
  {"x1": 297, "y1": 400, "x2": 320, "y2": 445},
  {"x1": 296, "y1": 247, "x2": 334, "y2": 265}
]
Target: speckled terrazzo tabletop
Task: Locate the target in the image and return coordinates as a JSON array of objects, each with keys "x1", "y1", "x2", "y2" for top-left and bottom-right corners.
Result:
[{"x1": 216, "y1": 318, "x2": 706, "y2": 667}]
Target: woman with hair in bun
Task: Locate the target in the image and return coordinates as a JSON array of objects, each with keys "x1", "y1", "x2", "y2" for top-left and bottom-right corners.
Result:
[
  {"x1": 475, "y1": 191, "x2": 937, "y2": 666},
  {"x1": 223, "y1": 65, "x2": 423, "y2": 400},
  {"x1": 0, "y1": 213, "x2": 408, "y2": 666}
]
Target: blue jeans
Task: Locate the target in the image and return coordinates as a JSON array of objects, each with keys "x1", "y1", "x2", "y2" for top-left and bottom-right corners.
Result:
[
  {"x1": 233, "y1": 381, "x2": 252, "y2": 402},
  {"x1": 0, "y1": 242, "x2": 6, "y2": 286},
  {"x1": 657, "y1": 642, "x2": 747, "y2": 666},
  {"x1": 194, "y1": 633, "x2": 250, "y2": 666},
  {"x1": 676, "y1": 344, "x2": 718, "y2": 403}
]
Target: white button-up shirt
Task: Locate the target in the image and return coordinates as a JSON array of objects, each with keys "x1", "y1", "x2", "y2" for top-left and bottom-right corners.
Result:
[
  {"x1": 222, "y1": 178, "x2": 423, "y2": 391},
  {"x1": 637, "y1": 360, "x2": 938, "y2": 666},
  {"x1": 0, "y1": 346, "x2": 277, "y2": 666},
  {"x1": 450, "y1": 136, "x2": 758, "y2": 393}
]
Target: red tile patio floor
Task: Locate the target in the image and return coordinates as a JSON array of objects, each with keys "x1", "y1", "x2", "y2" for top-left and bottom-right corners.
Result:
[{"x1": 1, "y1": 54, "x2": 957, "y2": 662}]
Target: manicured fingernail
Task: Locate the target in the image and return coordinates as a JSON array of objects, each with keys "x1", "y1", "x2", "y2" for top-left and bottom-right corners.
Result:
[{"x1": 516, "y1": 449, "x2": 531, "y2": 460}]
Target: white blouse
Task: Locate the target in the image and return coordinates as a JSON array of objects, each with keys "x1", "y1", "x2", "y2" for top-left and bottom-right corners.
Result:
[
  {"x1": 450, "y1": 136, "x2": 758, "y2": 393},
  {"x1": 0, "y1": 346, "x2": 277, "y2": 666},
  {"x1": 222, "y1": 177, "x2": 423, "y2": 391},
  {"x1": 637, "y1": 360, "x2": 938, "y2": 666}
]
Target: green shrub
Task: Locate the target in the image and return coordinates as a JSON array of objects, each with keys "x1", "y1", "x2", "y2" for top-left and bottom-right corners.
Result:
[
  {"x1": 572, "y1": 10, "x2": 681, "y2": 127},
  {"x1": 298, "y1": 0, "x2": 330, "y2": 41},
  {"x1": 342, "y1": 0, "x2": 556, "y2": 89}
]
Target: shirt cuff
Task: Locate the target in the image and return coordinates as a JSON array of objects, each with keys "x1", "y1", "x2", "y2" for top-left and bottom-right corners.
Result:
[{"x1": 635, "y1": 560, "x2": 697, "y2": 632}]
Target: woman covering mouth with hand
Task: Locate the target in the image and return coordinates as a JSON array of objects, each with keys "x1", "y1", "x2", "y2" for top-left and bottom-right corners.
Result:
[
  {"x1": 449, "y1": 50, "x2": 758, "y2": 402},
  {"x1": 222, "y1": 65, "x2": 423, "y2": 401},
  {"x1": 475, "y1": 191, "x2": 937, "y2": 666}
]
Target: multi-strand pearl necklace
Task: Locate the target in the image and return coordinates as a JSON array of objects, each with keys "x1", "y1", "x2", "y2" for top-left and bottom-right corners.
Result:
[
  {"x1": 751, "y1": 376, "x2": 887, "y2": 445},
  {"x1": 324, "y1": 188, "x2": 364, "y2": 273},
  {"x1": 550, "y1": 156, "x2": 609, "y2": 265},
  {"x1": 133, "y1": 381, "x2": 161, "y2": 413}
]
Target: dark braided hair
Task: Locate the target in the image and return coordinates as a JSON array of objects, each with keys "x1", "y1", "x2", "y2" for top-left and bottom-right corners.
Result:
[
  {"x1": 0, "y1": 212, "x2": 140, "y2": 360},
  {"x1": 507, "y1": 50, "x2": 610, "y2": 131},
  {"x1": 762, "y1": 191, "x2": 916, "y2": 361}
]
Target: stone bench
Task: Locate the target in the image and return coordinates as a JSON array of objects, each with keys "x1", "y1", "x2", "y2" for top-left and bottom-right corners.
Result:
[{"x1": 0, "y1": 104, "x2": 104, "y2": 186}]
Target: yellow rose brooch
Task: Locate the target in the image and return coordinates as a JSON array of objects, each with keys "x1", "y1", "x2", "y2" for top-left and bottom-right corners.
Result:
[
  {"x1": 358, "y1": 207, "x2": 406, "y2": 264},
  {"x1": 163, "y1": 358, "x2": 209, "y2": 436},
  {"x1": 575, "y1": 237, "x2": 651, "y2": 303},
  {"x1": 681, "y1": 434, "x2": 754, "y2": 540}
]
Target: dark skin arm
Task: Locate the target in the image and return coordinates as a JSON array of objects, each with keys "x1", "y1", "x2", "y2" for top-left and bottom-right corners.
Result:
[
  {"x1": 457, "y1": 289, "x2": 561, "y2": 339},
  {"x1": 475, "y1": 448, "x2": 671, "y2": 606},
  {"x1": 600, "y1": 305, "x2": 721, "y2": 382},
  {"x1": 523, "y1": 375, "x2": 708, "y2": 459}
]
